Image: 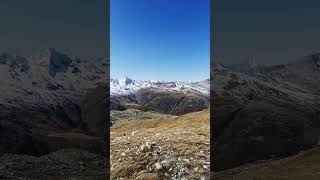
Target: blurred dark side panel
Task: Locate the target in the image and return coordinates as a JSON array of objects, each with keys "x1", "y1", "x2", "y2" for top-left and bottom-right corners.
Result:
[
  {"x1": 212, "y1": 0, "x2": 320, "y2": 179},
  {"x1": 0, "y1": 0, "x2": 109, "y2": 179}
]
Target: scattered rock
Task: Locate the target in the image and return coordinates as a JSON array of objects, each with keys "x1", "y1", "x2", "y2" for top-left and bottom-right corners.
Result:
[
  {"x1": 131, "y1": 130, "x2": 139, "y2": 136},
  {"x1": 161, "y1": 160, "x2": 171, "y2": 170},
  {"x1": 154, "y1": 162, "x2": 162, "y2": 171},
  {"x1": 110, "y1": 109, "x2": 210, "y2": 179}
]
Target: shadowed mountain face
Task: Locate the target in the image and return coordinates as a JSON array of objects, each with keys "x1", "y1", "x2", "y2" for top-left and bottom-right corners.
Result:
[
  {"x1": 136, "y1": 88, "x2": 209, "y2": 115},
  {"x1": 212, "y1": 53, "x2": 320, "y2": 171},
  {"x1": 0, "y1": 48, "x2": 108, "y2": 156},
  {"x1": 111, "y1": 89, "x2": 209, "y2": 116}
]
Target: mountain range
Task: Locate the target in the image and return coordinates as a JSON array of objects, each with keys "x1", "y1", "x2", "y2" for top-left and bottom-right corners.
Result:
[
  {"x1": 110, "y1": 77, "x2": 210, "y2": 116},
  {"x1": 110, "y1": 77, "x2": 209, "y2": 95}
]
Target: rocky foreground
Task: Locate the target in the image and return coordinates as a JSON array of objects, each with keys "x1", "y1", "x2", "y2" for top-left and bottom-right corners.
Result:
[{"x1": 110, "y1": 109, "x2": 210, "y2": 179}]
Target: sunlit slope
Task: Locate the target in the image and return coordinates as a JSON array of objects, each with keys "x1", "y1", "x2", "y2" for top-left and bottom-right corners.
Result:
[{"x1": 110, "y1": 108, "x2": 210, "y2": 180}]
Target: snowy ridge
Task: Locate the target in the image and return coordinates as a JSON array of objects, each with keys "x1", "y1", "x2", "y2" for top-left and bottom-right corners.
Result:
[{"x1": 110, "y1": 77, "x2": 209, "y2": 96}]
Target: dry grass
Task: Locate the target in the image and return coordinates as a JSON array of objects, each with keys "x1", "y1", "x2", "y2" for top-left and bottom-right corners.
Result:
[
  {"x1": 110, "y1": 109, "x2": 210, "y2": 179},
  {"x1": 111, "y1": 108, "x2": 209, "y2": 135}
]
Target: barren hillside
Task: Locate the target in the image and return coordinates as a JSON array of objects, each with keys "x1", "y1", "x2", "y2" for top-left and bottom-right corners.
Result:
[{"x1": 110, "y1": 108, "x2": 210, "y2": 179}]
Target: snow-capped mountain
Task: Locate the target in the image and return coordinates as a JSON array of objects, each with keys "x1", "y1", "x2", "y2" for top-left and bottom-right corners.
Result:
[{"x1": 110, "y1": 77, "x2": 209, "y2": 96}]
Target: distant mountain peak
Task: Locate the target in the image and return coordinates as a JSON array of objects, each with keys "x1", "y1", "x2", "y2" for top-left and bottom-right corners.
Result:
[{"x1": 120, "y1": 77, "x2": 135, "y2": 86}]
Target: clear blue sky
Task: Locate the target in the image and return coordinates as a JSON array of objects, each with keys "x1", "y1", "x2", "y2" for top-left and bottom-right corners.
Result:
[{"x1": 111, "y1": 0, "x2": 210, "y2": 81}]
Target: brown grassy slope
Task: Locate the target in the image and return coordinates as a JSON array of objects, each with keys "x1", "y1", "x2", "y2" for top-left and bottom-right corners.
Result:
[
  {"x1": 110, "y1": 108, "x2": 210, "y2": 180},
  {"x1": 212, "y1": 146, "x2": 320, "y2": 180},
  {"x1": 111, "y1": 108, "x2": 209, "y2": 134}
]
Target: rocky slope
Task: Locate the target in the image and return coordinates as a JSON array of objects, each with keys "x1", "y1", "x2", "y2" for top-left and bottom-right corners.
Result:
[
  {"x1": 212, "y1": 53, "x2": 320, "y2": 171},
  {"x1": 110, "y1": 109, "x2": 210, "y2": 179}
]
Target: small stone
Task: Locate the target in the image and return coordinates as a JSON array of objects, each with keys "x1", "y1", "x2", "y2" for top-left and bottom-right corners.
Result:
[
  {"x1": 131, "y1": 130, "x2": 139, "y2": 136},
  {"x1": 154, "y1": 162, "x2": 162, "y2": 171},
  {"x1": 150, "y1": 143, "x2": 157, "y2": 148},
  {"x1": 146, "y1": 142, "x2": 157, "y2": 149},
  {"x1": 137, "y1": 170, "x2": 148, "y2": 175},
  {"x1": 140, "y1": 145, "x2": 148, "y2": 152},
  {"x1": 136, "y1": 173, "x2": 158, "y2": 180},
  {"x1": 183, "y1": 159, "x2": 190, "y2": 163},
  {"x1": 161, "y1": 160, "x2": 171, "y2": 170},
  {"x1": 145, "y1": 142, "x2": 151, "y2": 148}
]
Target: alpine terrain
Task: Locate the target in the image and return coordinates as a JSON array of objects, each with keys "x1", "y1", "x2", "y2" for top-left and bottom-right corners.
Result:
[{"x1": 110, "y1": 77, "x2": 210, "y2": 179}]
